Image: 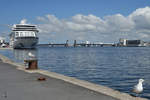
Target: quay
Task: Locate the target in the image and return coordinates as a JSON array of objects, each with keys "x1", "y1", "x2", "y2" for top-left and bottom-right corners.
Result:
[
  {"x1": 0, "y1": 47, "x2": 12, "y2": 50},
  {"x1": 0, "y1": 54, "x2": 147, "y2": 100}
]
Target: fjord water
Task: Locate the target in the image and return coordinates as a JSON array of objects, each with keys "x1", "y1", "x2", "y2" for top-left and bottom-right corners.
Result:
[{"x1": 0, "y1": 47, "x2": 150, "y2": 99}]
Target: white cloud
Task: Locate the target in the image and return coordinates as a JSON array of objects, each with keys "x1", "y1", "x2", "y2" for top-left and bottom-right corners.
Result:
[
  {"x1": 37, "y1": 6, "x2": 150, "y2": 43},
  {"x1": 129, "y1": 7, "x2": 150, "y2": 30}
]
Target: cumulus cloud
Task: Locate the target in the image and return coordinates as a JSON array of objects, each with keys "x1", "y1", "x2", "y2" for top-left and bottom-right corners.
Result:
[{"x1": 37, "y1": 6, "x2": 150, "y2": 43}]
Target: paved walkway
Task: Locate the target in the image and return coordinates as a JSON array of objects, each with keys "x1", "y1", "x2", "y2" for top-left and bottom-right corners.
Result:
[{"x1": 0, "y1": 61, "x2": 118, "y2": 100}]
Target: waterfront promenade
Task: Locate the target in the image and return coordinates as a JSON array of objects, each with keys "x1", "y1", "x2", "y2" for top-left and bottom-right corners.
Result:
[{"x1": 0, "y1": 54, "x2": 147, "y2": 100}]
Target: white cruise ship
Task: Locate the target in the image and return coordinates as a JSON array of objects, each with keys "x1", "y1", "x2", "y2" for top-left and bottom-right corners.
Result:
[{"x1": 10, "y1": 20, "x2": 39, "y2": 49}]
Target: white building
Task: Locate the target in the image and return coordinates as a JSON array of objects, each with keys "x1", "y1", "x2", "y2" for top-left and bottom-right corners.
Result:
[
  {"x1": 85, "y1": 41, "x2": 90, "y2": 44},
  {"x1": 0, "y1": 37, "x2": 5, "y2": 44}
]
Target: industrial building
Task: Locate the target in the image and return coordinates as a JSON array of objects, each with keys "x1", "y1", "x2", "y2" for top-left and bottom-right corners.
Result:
[{"x1": 119, "y1": 38, "x2": 144, "y2": 47}]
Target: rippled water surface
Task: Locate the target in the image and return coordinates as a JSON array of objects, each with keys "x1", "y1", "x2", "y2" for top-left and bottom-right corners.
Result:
[{"x1": 0, "y1": 47, "x2": 150, "y2": 99}]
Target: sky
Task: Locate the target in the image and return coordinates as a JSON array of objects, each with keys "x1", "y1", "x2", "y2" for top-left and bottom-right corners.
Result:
[{"x1": 0, "y1": 0, "x2": 150, "y2": 43}]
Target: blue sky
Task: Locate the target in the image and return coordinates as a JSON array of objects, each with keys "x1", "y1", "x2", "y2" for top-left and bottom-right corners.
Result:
[
  {"x1": 1, "y1": 0, "x2": 150, "y2": 43},
  {"x1": 0, "y1": 0, "x2": 149, "y2": 23}
]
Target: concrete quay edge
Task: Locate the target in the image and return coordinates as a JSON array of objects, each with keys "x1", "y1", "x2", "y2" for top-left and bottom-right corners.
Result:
[
  {"x1": 0, "y1": 54, "x2": 148, "y2": 100},
  {"x1": 0, "y1": 47, "x2": 13, "y2": 50}
]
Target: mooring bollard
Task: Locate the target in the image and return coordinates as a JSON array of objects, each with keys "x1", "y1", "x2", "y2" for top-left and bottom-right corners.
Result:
[{"x1": 24, "y1": 59, "x2": 38, "y2": 70}]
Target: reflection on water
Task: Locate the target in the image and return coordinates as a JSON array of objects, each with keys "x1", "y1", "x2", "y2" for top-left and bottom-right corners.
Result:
[{"x1": 13, "y1": 49, "x2": 38, "y2": 62}]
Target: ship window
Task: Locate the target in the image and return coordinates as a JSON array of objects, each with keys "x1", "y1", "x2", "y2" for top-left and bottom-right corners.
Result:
[
  {"x1": 31, "y1": 32, "x2": 35, "y2": 36},
  {"x1": 26, "y1": 32, "x2": 29, "y2": 36},
  {"x1": 28, "y1": 32, "x2": 30, "y2": 36},
  {"x1": 20, "y1": 32, "x2": 23, "y2": 36},
  {"x1": 15, "y1": 32, "x2": 19, "y2": 37},
  {"x1": 25, "y1": 32, "x2": 27, "y2": 36},
  {"x1": 22, "y1": 32, "x2": 25, "y2": 36}
]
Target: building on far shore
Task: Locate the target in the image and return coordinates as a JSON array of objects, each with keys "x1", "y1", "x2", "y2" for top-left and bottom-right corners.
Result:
[
  {"x1": 0, "y1": 37, "x2": 5, "y2": 44},
  {"x1": 0, "y1": 37, "x2": 9, "y2": 47},
  {"x1": 118, "y1": 38, "x2": 146, "y2": 47}
]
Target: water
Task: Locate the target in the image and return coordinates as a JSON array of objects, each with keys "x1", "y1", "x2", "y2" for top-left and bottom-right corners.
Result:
[{"x1": 0, "y1": 47, "x2": 150, "y2": 99}]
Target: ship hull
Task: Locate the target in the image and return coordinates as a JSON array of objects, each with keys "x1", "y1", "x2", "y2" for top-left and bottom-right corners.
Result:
[{"x1": 13, "y1": 37, "x2": 38, "y2": 49}]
